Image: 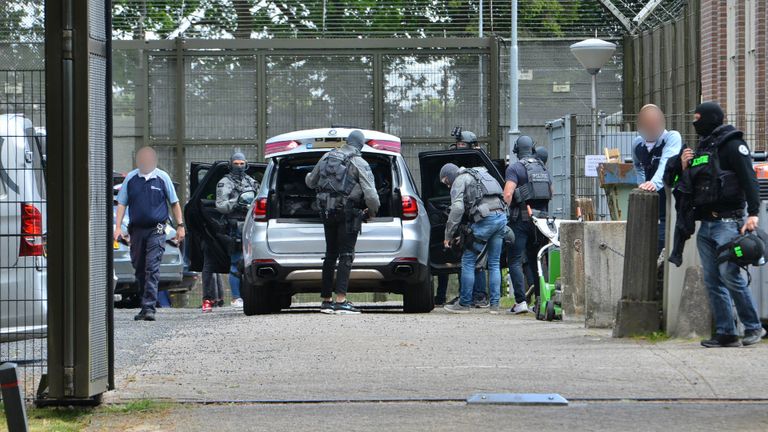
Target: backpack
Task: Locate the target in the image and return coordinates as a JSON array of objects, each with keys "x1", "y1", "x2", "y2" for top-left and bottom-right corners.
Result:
[{"x1": 315, "y1": 149, "x2": 358, "y2": 214}]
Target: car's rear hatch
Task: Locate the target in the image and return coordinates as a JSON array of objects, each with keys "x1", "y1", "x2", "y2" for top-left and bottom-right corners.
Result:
[{"x1": 266, "y1": 151, "x2": 403, "y2": 254}]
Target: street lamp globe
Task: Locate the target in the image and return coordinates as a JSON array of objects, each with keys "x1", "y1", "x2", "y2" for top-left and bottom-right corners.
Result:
[{"x1": 570, "y1": 38, "x2": 617, "y2": 75}]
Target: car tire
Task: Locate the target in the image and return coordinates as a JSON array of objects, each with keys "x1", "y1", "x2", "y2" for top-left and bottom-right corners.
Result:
[
  {"x1": 242, "y1": 282, "x2": 275, "y2": 316},
  {"x1": 403, "y1": 270, "x2": 434, "y2": 313}
]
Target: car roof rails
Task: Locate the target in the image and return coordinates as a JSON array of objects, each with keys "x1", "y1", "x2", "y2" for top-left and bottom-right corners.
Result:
[{"x1": 752, "y1": 151, "x2": 767, "y2": 162}]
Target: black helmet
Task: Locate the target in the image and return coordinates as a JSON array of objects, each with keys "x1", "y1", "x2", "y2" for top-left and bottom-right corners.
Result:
[
  {"x1": 513, "y1": 135, "x2": 535, "y2": 156},
  {"x1": 535, "y1": 146, "x2": 549, "y2": 165},
  {"x1": 717, "y1": 230, "x2": 768, "y2": 267}
]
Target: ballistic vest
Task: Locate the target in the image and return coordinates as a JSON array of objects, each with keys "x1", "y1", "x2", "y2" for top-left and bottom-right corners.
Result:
[
  {"x1": 690, "y1": 126, "x2": 746, "y2": 208},
  {"x1": 461, "y1": 168, "x2": 505, "y2": 222},
  {"x1": 635, "y1": 138, "x2": 667, "y2": 181},
  {"x1": 516, "y1": 158, "x2": 552, "y2": 203}
]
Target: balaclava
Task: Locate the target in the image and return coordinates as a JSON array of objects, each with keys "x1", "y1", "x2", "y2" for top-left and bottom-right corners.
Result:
[
  {"x1": 693, "y1": 102, "x2": 724, "y2": 138},
  {"x1": 347, "y1": 130, "x2": 365, "y2": 152},
  {"x1": 439, "y1": 163, "x2": 460, "y2": 186},
  {"x1": 229, "y1": 151, "x2": 247, "y2": 179}
]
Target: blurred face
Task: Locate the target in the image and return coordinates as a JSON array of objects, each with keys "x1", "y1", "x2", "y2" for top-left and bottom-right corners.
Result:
[
  {"x1": 441, "y1": 176, "x2": 451, "y2": 187},
  {"x1": 136, "y1": 148, "x2": 158, "y2": 174},
  {"x1": 637, "y1": 109, "x2": 665, "y2": 142}
]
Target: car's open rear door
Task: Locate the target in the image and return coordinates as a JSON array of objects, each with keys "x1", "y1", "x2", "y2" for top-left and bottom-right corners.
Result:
[{"x1": 418, "y1": 149, "x2": 504, "y2": 273}]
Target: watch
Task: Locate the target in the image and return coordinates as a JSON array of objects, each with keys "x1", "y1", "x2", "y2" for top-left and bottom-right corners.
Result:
[{"x1": 176, "y1": 223, "x2": 185, "y2": 229}]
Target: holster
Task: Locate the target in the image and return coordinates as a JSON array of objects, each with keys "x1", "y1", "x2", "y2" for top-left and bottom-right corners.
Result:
[{"x1": 345, "y1": 209, "x2": 365, "y2": 234}]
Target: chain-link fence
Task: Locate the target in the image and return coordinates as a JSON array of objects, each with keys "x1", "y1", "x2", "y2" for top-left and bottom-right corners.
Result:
[{"x1": 0, "y1": 40, "x2": 47, "y2": 399}]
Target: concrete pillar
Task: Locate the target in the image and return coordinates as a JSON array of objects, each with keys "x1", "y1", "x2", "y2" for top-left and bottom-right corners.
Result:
[
  {"x1": 613, "y1": 189, "x2": 662, "y2": 337},
  {"x1": 560, "y1": 222, "x2": 585, "y2": 316}
]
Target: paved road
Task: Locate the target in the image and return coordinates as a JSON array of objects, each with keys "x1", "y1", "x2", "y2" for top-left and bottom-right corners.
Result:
[
  {"x1": 110, "y1": 306, "x2": 768, "y2": 403},
  {"x1": 89, "y1": 401, "x2": 768, "y2": 432}
]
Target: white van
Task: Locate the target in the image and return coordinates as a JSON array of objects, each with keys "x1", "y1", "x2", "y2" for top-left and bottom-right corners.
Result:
[{"x1": 0, "y1": 114, "x2": 47, "y2": 341}]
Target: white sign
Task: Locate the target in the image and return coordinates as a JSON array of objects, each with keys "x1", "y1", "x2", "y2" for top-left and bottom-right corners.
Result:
[{"x1": 584, "y1": 155, "x2": 607, "y2": 177}]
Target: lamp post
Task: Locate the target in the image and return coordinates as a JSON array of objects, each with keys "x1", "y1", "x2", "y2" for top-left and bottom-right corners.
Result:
[
  {"x1": 569, "y1": 38, "x2": 617, "y2": 156},
  {"x1": 507, "y1": 0, "x2": 520, "y2": 162}
]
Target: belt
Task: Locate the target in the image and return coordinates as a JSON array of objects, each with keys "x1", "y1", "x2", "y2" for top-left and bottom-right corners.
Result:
[{"x1": 701, "y1": 210, "x2": 744, "y2": 221}]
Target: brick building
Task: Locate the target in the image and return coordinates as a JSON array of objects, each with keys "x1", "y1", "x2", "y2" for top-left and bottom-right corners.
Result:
[{"x1": 700, "y1": 0, "x2": 766, "y2": 144}]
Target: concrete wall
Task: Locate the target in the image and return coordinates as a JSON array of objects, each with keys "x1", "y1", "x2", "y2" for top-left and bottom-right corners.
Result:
[{"x1": 561, "y1": 221, "x2": 627, "y2": 328}]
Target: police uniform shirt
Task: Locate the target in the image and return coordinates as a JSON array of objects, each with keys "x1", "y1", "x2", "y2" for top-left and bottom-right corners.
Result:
[
  {"x1": 505, "y1": 161, "x2": 551, "y2": 212},
  {"x1": 116, "y1": 168, "x2": 179, "y2": 228}
]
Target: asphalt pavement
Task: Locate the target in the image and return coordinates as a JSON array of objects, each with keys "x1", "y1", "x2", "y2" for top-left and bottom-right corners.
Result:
[{"x1": 95, "y1": 304, "x2": 768, "y2": 431}]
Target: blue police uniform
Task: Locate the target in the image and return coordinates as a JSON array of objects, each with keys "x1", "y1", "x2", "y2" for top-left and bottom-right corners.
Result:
[{"x1": 116, "y1": 168, "x2": 179, "y2": 313}]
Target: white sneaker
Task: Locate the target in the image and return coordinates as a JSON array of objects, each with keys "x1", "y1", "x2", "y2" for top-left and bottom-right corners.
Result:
[
  {"x1": 231, "y1": 298, "x2": 244, "y2": 308},
  {"x1": 510, "y1": 301, "x2": 529, "y2": 315}
]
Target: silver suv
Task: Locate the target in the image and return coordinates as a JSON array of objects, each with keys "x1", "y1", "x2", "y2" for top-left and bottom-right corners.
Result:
[{"x1": 239, "y1": 128, "x2": 432, "y2": 314}]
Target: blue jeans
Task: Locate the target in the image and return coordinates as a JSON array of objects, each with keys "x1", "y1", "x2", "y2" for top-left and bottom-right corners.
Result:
[
  {"x1": 230, "y1": 252, "x2": 242, "y2": 299},
  {"x1": 459, "y1": 213, "x2": 507, "y2": 307},
  {"x1": 508, "y1": 219, "x2": 535, "y2": 304},
  {"x1": 435, "y1": 270, "x2": 486, "y2": 304},
  {"x1": 697, "y1": 220, "x2": 762, "y2": 336}
]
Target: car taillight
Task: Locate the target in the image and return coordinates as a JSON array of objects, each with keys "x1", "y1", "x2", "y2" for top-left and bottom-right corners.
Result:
[
  {"x1": 401, "y1": 195, "x2": 418, "y2": 220},
  {"x1": 20, "y1": 203, "x2": 44, "y2": 257},
  {"x1": 253, "y1": 197, "x2": 268, "y2": 221}
]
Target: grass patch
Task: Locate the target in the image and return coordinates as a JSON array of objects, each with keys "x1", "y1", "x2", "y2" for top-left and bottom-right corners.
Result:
[
  {"x1": 102, "y1": 399, "x2": 172, "y2": 414},
  {"x1": 0, "y1": 399, "x2": 172, "y2": 432},
  {"x1": 632, "y1": 331, "x2": 671, "y2": 343}
]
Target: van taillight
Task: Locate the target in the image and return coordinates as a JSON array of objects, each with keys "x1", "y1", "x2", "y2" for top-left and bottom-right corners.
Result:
[
  {"x1": 253, "y1": 197, "x2": 268, "y2": 221},
  {"x1": 20, "y1": 203, "x2": 44, "y2": 257},
  {"x1": 401, "y1": 196, "x2": 418, "y2": 220}
]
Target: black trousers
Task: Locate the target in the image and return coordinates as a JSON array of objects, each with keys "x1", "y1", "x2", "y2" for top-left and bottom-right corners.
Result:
[{"x1": 321, "y1": 216, "x2": 360, "y2": 298}]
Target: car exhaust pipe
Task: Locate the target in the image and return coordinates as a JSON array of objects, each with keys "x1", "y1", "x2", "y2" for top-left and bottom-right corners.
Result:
[
  {"x1": 257, "y1": 266, "x2": 277, "y2": 278},
  {"x1": 394, "y1": 264, "x2": 413, "y2": 276}
]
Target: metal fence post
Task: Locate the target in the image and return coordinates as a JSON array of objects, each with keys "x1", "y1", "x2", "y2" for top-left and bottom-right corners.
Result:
[
  {"x1": 174, "y1": 38, "x2": 186, "y2": 203},
  {"x1": 373, "y1": 53, "x2": 384, "y2": 132},
  {"x1": 0, "y1": 363, "x2": 29, "y2": 432}
]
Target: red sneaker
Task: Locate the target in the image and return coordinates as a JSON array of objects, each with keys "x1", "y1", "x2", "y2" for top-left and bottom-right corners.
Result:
[{"x1": 202, "y1": 299, "x2": 214, "y2": 313}]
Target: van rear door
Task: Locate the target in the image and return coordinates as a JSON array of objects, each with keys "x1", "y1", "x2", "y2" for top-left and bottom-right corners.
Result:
[
  {"x1": 265, "y1": 151, "x2": 403, "y2": 254},
  {"x1": 418, "y1": 149, "x2": 504, "y2": 272}
]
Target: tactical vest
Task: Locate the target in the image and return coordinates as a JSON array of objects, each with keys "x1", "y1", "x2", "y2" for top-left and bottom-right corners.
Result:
[
  {"x1": 462, "y1": 168, "x2": 506, "y2": 222},
  {"x1": 516, "y1": 158, "x2": 553, "y2": 203},
  {"x1": 315, "y1": 149, "x2": 360, "y2": 214},
  {"x1": 690, "y1": 127, "x2": 746, "y2": 208},
  {"x1": 635, "y1": 138, "x2": 666, "y2": 181}
]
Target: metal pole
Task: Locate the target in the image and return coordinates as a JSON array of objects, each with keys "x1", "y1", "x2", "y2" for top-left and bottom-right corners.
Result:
[
  {"x1": 0, "y1": 363, "x2": 29, "y2": 432},
  {"x1": 591, "y1": 73, "x2": 598, "y2": 155},
  {"x1": 174, "y1": 38, "x2": 186, "y2": 203},
  {"x1": 507, "y1": 0, "x2": 520, "y2": 161},
  {"x1": 591, "y1": 72, "x2": 599, "y2": 212},
  {"x1": 479, "y1": 0, "x2": 484, "y2": 146}
]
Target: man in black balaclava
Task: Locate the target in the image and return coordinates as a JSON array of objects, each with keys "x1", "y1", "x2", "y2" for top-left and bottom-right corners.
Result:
[
  {"x1": 674, "y1": 101, "x2": 764, "y2": 347},
  {"x1": 503, "y1": 135, "x2": 553, "y2": 315},
  {"x1": 213, "y1": 151, "x2": 259, "y2": 310}
]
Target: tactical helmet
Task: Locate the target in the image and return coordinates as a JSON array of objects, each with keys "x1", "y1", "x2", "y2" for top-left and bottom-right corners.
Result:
[
  {"x1": 458, "y1": 130, "x2": 478, "y2": 147},
  {"x1": 535, "y1": 146, "x2": 549, "y2": 165},
  {"x1": 717, "y1": 230, "x2": 767, "y2": 267},
  {"x1": 513, "y1": 135, "x2": 535, "y2": 156}
]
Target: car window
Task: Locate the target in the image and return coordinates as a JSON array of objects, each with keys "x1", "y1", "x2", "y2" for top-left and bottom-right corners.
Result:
[{"x1": 27, "y1": 133, "x2": 46, "y2": 199}]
